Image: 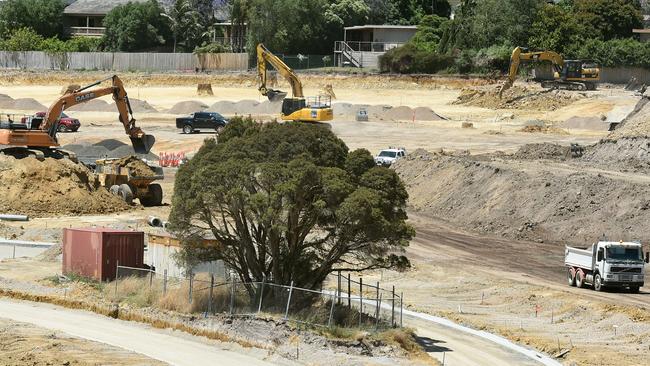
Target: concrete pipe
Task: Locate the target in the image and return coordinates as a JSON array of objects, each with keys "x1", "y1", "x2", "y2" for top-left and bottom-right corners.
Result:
[
  {"x1": 147, "y1": 216, "x2": 162, "y2": 227},
  {"x1": 0, "y1": 214, "x2": 29, "y2": 222}
]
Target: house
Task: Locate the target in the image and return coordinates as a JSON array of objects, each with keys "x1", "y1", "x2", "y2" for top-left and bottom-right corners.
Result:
[
  {"x1": 146, "y1": 232, "x2": 226, "y2": 279},
  {"x1": 334, "y1": 25, "x2": 418, "y2": 68}
]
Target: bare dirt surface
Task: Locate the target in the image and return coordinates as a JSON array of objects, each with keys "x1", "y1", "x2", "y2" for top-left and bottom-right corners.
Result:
[
  {"x1": 0, "y1": 317, "x2": 164, "y2": 366},
  {"x1": 0, "y1": 155, "x2": 128, "y2": 217},
  {"x1": 0, "y1": 72, "x2": 647, "y2": 365},
  {"x1": 115, "y1": 155, "x2": 157, "y2": 177}
]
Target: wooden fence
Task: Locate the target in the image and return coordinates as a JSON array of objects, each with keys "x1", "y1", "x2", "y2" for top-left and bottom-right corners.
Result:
[{"x1": 0, "y1": 51, "x2": 248, "y2": 72}]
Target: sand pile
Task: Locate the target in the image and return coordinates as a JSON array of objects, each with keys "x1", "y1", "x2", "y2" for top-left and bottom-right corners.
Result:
[
  {"x1": 66, "y1": 99, "x2": 112, "y2": 112},
  {"x1": 518, "y1": 125, "x2": 569, "y2": 135},
  {"x1": 454, "y1": 86, "x2": 585, "y2": 110},
  {"x1": 128, "y1": 98, "x2": 158, "y2": 113},
  {"x1": 393, "y1": 147, "x2": 650, "y2": 245},
  {"x1": 0, "y1": 155, "x2": 128, "y2": 216},
  {"x1": 560, "y1": 116, "x2": 609, "y2": 131},
  {"x1": 167, "y1": 101, "x2": 208, "y2": 114},
  {"x1": 0, "y1": 94, "x2": 46, "y2": 111},
  {"x1": 115, "y1": 156, "x2": 156, "y2": 177},
  {"x1": 511, "y1": 143, "x2": 571, "y2": 160}
]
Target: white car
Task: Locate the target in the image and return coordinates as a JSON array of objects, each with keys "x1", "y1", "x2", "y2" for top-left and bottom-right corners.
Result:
[{"x1": 374, "y1": 148, "x2": 406, "y2": 167}]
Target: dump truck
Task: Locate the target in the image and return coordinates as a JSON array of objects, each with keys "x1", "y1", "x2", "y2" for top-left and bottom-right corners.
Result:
[
  {"x1": 94, "y1": 157, "x2": 164, "y2": 207},
  {"x1": 565, "y1": 241, "x2": 649, "y2": 292}
]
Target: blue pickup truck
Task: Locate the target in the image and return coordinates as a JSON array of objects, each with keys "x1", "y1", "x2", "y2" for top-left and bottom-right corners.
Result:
[{"x1": 176, "y1": 112, "x2": 228, "y2": 134}]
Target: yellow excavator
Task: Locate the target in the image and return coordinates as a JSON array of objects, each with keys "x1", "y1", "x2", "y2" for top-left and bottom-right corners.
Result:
[
  {"x1": 0, "y1": 75, "x2": 154, "y2": 160},
  {"x1": 499, "y1": 47, "x2": 600, "y2": 96},
  {"x1": 256, "y1": 43, "x2": 333, "y2": 122}
]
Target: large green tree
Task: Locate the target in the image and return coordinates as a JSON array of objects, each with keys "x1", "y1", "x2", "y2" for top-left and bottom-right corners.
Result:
[
  {"x1": 0, "y1": 0, "x2": 65, "y2": 39},
  {"x1": 170, "y1": 118, "x2": 413, "y2": 290},
  {"x1": 573, "y1": 0, "x2": 642, "y2": 40},
  {"x1": 163, "y1": 0, "x2": 205, "y2": 52},
  {"x1": 528, "y1": 3, "x2": 587, "y2": 54},
  {"x1": 103, "y1": 0, "x2": 171, "y2": 51}
]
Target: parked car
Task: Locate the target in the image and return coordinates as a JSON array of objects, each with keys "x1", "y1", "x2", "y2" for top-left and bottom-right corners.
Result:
[
  {"x1": 374, "y1": 147, "x2": 406, "y2": 167},
  {"x1": 176, "y1": 112, "x2": 228, "y2": 134},
  {"x1": 20, "y1": 112, "x2": 80, "y2": 132}
]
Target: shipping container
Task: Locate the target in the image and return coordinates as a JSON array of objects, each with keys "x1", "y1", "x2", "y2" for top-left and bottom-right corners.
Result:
[{"x1": 63, "y1": 228, "x2": 145, "y2": 282}]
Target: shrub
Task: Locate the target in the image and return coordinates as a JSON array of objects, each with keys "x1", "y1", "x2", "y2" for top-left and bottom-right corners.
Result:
[{"x1": 380, "y1": 43, "x2": 454, "y2": 73}]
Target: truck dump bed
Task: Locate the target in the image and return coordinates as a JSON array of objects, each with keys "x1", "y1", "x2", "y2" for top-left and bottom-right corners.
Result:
[{"x1": 565, "y1": 245, "x2": 594, "y2": 270}]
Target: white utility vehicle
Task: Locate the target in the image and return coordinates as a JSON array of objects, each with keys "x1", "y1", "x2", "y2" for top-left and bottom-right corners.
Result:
[
  {"x1": 565, "y1": 241, "x2": 649, "y2": 292},
  {"x1": 374, "y1": 147, "x2": 406, "y2": 167}
]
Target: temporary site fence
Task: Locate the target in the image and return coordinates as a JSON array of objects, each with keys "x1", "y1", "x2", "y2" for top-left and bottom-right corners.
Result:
[
  {"x1": 114, "y1": 264, "x2": 403, "y2": 330},
  {"x1": 0, "y1": 51, "x2": 248, "y2": 72}
]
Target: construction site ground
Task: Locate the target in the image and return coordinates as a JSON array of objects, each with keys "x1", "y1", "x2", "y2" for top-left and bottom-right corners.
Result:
[{"x1": 0, "y1": 72, "x2": 648, "y2": 365}]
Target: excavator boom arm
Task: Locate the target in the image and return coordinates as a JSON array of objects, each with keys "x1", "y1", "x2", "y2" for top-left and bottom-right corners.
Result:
[
  {"x1": 43, "y1": 75, "x2": 154, "y2": 154},
  {"x1": 500, "y1": 47, "x2": 565, "y2": 96},
  {"x1": 257, "y1": 44, "x2": 304, "y2": 98}
]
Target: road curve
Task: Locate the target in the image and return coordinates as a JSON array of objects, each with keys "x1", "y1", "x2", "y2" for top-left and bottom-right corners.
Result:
[{"x1": 0, "y1": 298, "x2": 272, "y2": 366}]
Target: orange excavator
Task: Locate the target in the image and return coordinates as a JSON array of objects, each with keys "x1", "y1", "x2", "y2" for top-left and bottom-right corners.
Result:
[{"x1": 0, "y1": 75, "x2": 154, "y2": 160}]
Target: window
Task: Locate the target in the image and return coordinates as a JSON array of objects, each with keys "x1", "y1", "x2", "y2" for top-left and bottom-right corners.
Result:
[{"x1": 606, "y1": 247, "x2": 642, "y2": 261}]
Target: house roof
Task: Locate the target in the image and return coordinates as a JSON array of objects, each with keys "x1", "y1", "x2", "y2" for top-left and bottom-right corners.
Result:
[
  {"x1": 344, "y1": 25, "x2": 417, "y2": 31},
  {"x1": 64, "y1": 0, "x2": 174, "y2": 16}
]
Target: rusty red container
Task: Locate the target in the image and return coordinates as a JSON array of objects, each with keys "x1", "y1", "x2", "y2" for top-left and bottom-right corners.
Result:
[{"x1": 62, "y1": 227, "x2": 144, "y2": 282}]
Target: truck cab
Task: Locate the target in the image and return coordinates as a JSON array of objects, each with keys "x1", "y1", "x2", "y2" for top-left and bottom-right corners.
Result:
[{"x1": 566, "y1": 241, "x2": 649, "y2": 292}]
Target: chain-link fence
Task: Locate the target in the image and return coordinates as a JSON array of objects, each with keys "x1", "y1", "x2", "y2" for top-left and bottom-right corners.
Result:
[{"x1": 112, "y1": 266, "x2": 403, "y2": 330}]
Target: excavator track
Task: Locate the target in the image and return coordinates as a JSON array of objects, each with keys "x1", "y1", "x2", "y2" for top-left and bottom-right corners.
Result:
[{"x1": 0, "y1": 147, "x2": 78, "y2": 162}]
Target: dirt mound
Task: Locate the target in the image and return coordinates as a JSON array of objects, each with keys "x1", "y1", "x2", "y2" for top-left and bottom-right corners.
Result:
[
  {"x1": 93, "y1": 139, "x2": 127, "y2": 151},
  {"x1": 36, "y1": 243, "x2": 62, "y2": 261},
  {"x1": 609, "y1": 97, "x2": 650, "y2": 139},
  {"x1": 560, "y1": 116, "x2": 609, "y2": 131},
  {"x1": 454, "y1": 86, "x2": 585, "y2": 110},
  {"x1": 393, "y1": 149, "x2": 650, "y2": 245},
  {"x1": 167, "y1": 100, "x2": 208, "y2": 114},
  {"x1": 413, "y1": 106, "x2": 444, "y2": 121},
  {"x1": 114, "y1": 156, "x2": 156, "y2": 177},
  {"x1": 511, "y1": 143, "x2": 571, "y2": 160},
  {"x1": 518, "y1": 125, "x2": 569, "y2": 135},
  {"x1": 11, "y1": 98, "x2": 46, "y2": 111},
  {"x1": 582, "y1": 137, "x2": 650, "y2": 170},
  {"x1": 0, "y1": 155, "x2": 128, "y2": 216},
  {"x1": 66, "y1": 99, "x2": 112, "y2": 112},
  {"x1": 127, "y1": 98, "x2": 158, "y2": 113}
]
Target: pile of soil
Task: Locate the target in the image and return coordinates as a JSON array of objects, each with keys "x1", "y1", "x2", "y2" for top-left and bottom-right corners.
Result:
[
  {"x1": 582, "y1": 137, "x2": 650, "y2": 170},
  {"x1": 454, "y1": 86, "x2": 585, "y2": 111},
  {"x1": 61, "y1": 139, "x2": 158, "y2": 164},
  {"x1": 559, "y1": 116, "x2": 609, "y2": 131},
  {"x1": 114, "y1": 155, "x2": 156, "y2": 177},
  {"x1": 167, "y1": 101, "x2": 208, "y2": 114},
  {"x1": 393, "y1": 145, "x2": 650, "y2": 245},
  {"x1": 66, "y1": 99, "x2": 112, "y2": 112},
  {"x1": 0, "y1": 155, "x2": 128, "y2": 216},
  {"x1": 128, "y1": 98, "x2": 158, "y2": 113},
  {"x1": 518, "y1": 125, "x2": 569, "y2": 135},
  {"x1": 0, "y1": 94, "x2": 46, "y2": 111},
  {"x1": 609, "y1": 97, "x2": 650, "y2": 139}
]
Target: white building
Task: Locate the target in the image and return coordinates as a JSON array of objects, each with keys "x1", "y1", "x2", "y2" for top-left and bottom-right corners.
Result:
[{"x1": 334, "y1": 25, "x2": 418, "y2": 68}]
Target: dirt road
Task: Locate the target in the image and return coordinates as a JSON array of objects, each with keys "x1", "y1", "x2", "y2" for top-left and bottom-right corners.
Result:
[{"x1": 0, "y1": 299, "x2": 277, "y2": 366}]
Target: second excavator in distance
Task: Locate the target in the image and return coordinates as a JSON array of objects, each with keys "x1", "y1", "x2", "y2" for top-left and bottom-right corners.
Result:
[
  {"x1": 499, "y1": 46, "x2": 600, "y2": 97},
  {"x1": 0, "y1": 74, "x2": 155, "y2": 160},
  {"x1": 256, "y1": 43, "x2": 333, "y2": 123}
]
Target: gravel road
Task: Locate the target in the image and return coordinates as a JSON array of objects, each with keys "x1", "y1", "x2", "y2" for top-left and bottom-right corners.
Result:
[{"x1": 0, "y1": 298, "x2": 274, "y2": 366}]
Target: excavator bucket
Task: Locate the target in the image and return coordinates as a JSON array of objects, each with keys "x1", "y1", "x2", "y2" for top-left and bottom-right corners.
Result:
[
  {"x1": 267, "y1": 89, "x2": 288, "y2": 102},
  {"x1": 130, "y1": 134, "x2": 155, "y2": 154},
  {"x1": 498, "y1": 80, "x2": 514, "y2": 98}
]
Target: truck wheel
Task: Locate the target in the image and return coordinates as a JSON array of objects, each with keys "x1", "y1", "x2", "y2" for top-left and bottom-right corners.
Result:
[
  {"x1": 629, "y1": 286, "x2": 640, "y2": 294},
  {"x1": 149, "y1": 183, "x2": 163, "y2": 206},
  {"x1": 109, "y1": 185, "x2": 120, "y2": 195},
  {"x1": 593, "y1": 273, "x2": 603, "y2": 291},
  {"x1": 183, "y1": 124, "x2": 193, "y2": 134},
  {"x1": 118, "y1": 184, "x2": 134, "y2": 204},
  {"x1": 567, "y1": 268, "x2": 576, "y2": 287},
  {"x1": 576, "y1": 270, "x2": 585, "y2": 288},
  {"x1": 58, "y1": 124, "x2": 68, "y2": 132}
]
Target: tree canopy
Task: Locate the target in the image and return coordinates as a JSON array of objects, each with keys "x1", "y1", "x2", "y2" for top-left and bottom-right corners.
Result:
[
  {"x1": 170, "y1": 118, "x2": 413, "y2": 289},
  {"x1": 103, "y1": 0, "x2": 171, "y2": 52},
  {"x1": 0, "y1": 0, "x2": 65, "y2": 39}
]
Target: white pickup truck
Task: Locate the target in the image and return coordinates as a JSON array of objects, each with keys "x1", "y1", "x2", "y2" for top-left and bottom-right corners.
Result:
[{"x1": 565, "y1": 241, "x2": 649, "y2": 292}]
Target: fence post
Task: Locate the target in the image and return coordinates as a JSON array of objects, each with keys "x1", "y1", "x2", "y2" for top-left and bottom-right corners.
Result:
[
  {"x1": 257, "y1": 274, "x2": 266, "y2": 314},
  {"x1": 375, "y1": 294, "x2": 382, "y2": 331},
  {"x1": 163, "y1": 269, "x2": 167, "y2": 295},
  {"x1": 188, "y1": 270, "x2": 193, "y2": 305},
  {"x1": 347, "y1": 273, "x2": 351, "y2": 309},
  {"x1": 400, "y1": 291, "x2": 403, "y2": 328},
  {"x1": 114, "y1": 260, "x2": 119, "y2": 297},
  {"x1": 229, "y1": 273, "x2": 235, "y2": 315},
  {"x1": 12, "y1": 245, "x2": 15, "y2": 259},
  {"x1": 337, "y1": 271, "x2": 341, "y2": 305},
  {"x1": 359, "y1": 277, "x2": 363, "y2": 328},
  {"x1": 391, "y1": 285, "x2": 395, "y2": 327},
  {"x1": 283, "y1": 280, "x2": 294, "y2": 320},
  {"x1": 327, "y1": 293, "x2": 336, "y2": 327},
  {"x1": 208, "y1": 274, "x2": 214, "y2": 314}
]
